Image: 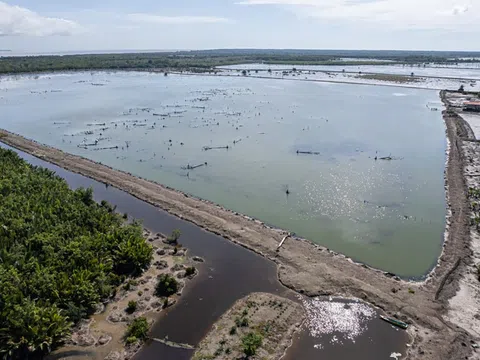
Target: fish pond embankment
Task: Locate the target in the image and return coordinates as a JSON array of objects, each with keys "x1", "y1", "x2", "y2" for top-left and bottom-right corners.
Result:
[{"x1": 0, "y1": 121, "x2": 475, "y2": 359}]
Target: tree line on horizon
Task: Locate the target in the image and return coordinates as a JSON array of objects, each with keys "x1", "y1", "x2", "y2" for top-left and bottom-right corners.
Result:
[{"x1": 0, "y1": 51, "x2": 477, "y2": 74}]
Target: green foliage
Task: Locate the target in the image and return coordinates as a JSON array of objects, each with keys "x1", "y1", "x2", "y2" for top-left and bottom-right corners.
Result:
[
  {"x1": 229, "y1": 326, "x2": 237, "y2": 335},
  {"x1": 155, "y1": 274, "x2": 179, "y2": 297},
  {"x1": 0, "y1": 148, "x2": 153, "y2": 358},
  {"x1": 185, "y1": 266, "x2": 196, "y2": 276},
  {"x1": 167, "y1": 229, "x2": 181, "y2": 244},
  {"x1": 126, "y1": 300, "x2": 138, "y2": 314},
  {"x1": 241, "y1": 332, "x2": 263, "y2": 357},
  {"x1": 0, "y1": 299, "x2": 72, "y2": 359},
  {"x1": 125, "y1": 336, "x2": 138, "y2": 345},
  {"x1": 124, "y1": 317, "x2": 149, "y2": 344}
]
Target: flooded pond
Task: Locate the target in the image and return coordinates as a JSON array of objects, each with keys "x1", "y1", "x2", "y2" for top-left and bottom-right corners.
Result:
[
  {"x1": 0, "y1": 142, "x2": 408, "y2": 360},
  {"x1": 0, "y1": 72, "x2": 446, "y2": 277},
  {"x1": 220, "y1": 63, "x2": 480, "y2": 80}
]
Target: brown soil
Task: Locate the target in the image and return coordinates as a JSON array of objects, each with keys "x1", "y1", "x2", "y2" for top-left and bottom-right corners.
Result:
[
  {"x1": 193, "y1": 293, "x2": 304, "y2": 360},
  {"x1": 0, "y1": 93, "x2": 477, "y2": 360},
  {"x1": 49, "y1": 229, "x2": 197, "y2": 360}
]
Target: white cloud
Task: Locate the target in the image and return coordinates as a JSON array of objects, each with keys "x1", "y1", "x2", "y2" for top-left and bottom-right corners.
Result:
[
  {"x1": 236, "y1": 0, "x2": 478, "y2": 30},
  {"x1": 0, "y1": 1, "x2": 80, "y2": 36},
  {"x1": 127, "y1": 14, "x2": 231, "y2": 25}
]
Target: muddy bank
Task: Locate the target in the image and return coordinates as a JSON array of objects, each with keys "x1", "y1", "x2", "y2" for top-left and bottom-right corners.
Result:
[{"x1": 0, "y1": 121, "x2": 475, "y2": 359}]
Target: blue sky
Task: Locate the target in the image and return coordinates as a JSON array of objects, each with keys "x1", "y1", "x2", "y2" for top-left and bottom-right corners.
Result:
[{"x1": 0, "y1": 0, "x2": 478, "y2": 53}]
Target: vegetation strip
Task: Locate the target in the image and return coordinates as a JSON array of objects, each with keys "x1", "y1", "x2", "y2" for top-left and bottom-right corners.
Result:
[
  {"x1": 0, "y1": 50, "x2": 478, "y2": 74},
  {"x1": 0, "y1": 148, "x2": 152, "y2": 358}
]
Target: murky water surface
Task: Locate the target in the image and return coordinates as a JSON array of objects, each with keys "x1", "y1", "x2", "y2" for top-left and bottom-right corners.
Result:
[
  {"x1": 0, "y1": 72, "x2": 446, "y2": 277},
  {"x1": 1, "y1": 143, "x2": 407, "y2": 360}
]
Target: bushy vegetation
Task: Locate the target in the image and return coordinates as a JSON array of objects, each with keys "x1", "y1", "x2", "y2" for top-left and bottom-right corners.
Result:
[
  {"x1": 155, "y1": 274, "x2": 179, "y2": 297},
  {"x1": 124, "y1": 317, "x2": 149, "y2": 345},
  {"x1": 0, "y1": 148, "x2": 153, "y2": 358},
  {"x1": 185, "y1": 266, "x2": 196, "y2": 276},
  {"x1": 241, "y1": 332, "x2": 263, "y2": 357},
  {"x1": 126, "y1": 300, "x2": 138, "y2": 314},
  {"x1": 166, "y1": 229, "x2": 181, "y2": 245}
]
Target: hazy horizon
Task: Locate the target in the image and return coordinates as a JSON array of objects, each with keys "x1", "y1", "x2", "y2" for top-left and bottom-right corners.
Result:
[
  {"x1": 2, "y1": 48, "x2": 480, "y2": 59},
  {"x1": 1, "y1": 1, "x2": 479, "y2": 53}
]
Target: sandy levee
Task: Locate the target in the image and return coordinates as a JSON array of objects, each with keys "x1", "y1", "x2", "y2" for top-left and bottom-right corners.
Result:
[
  {"x1": 442, "y1": 90, "x2": 480, "y2": 352},
  {"x1": 0, "y1": 95, "x2": 477, "y2": 360},
  {"x1": 49, "y1": 229, "x2": 199, "y2": 360},
  {"x1": 193, "y1": 293, "x2": 304, "y2": 360}
]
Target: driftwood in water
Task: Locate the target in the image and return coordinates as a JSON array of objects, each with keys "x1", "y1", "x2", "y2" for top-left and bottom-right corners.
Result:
[
  {"x1": 182, "y1": 162, "x2": 208, "y2": 170},
  {"x1": 296, "y1": 150, "x2": 320, "y2": 155},
  {"x1": 93, "y1": 146, "x2": 119, "y2": 151},
  {"x1": 374, "y1": 154, "x2": 403, "y2": 161},
  {"x1": 203, "y1": 145, "x2": 229, "y2": 151}
]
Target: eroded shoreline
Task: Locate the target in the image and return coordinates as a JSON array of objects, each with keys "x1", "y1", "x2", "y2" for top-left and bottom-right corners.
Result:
[{"x1": 0, "y1": 94, "x2": 476, "y2": 359}]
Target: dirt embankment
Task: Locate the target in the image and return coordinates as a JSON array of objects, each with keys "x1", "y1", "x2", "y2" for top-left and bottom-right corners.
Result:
[{"x1": 0, "y1": 110, "x2": 476, "y2": 360}]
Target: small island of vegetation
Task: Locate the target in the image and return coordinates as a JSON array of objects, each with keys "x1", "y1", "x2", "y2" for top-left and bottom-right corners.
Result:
[{"x1": 194, "y1": 293, "x2": 304, "y2": 360}]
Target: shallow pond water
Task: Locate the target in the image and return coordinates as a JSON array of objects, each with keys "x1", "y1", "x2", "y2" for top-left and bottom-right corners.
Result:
[
  {"x1": 0, "y1": 72, "x2": 446, "y2": 277},
  {"x1": 1, "y1": 143, "x2": 407, "y2": 360},
  {"x1": 221, "y1": 63, "x2": 480, "y2": 80}
]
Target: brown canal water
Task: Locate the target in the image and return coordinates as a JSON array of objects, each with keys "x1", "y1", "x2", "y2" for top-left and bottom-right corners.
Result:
[{"x1": 1, "y1": 143, "x2": 408, "y2": 359}]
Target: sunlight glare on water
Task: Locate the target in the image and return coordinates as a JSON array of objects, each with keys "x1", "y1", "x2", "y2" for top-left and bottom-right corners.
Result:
[{"x1": 0, "y1": 71, "x2": 446, "y2": 277}]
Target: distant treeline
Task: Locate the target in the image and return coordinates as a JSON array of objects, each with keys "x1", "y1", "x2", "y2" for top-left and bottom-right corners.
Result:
[{"x1": 1, "y1": 49, "x2": 480, "y2": 74}]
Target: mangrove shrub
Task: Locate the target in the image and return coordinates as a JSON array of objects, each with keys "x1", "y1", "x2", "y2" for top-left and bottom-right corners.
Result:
[{"x1": 0, "y1": 148, "x2": 153, "y2": 358}]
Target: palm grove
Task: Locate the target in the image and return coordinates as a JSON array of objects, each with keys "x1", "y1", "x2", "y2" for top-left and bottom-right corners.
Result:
[{"x1": 0, "y1": 148, "x2": 153, "y2": 359}]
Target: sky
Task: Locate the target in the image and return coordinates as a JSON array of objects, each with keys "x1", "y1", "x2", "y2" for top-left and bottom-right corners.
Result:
[{"x1": 0, "y1": 0, "x2": 479, "y2": 53}]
